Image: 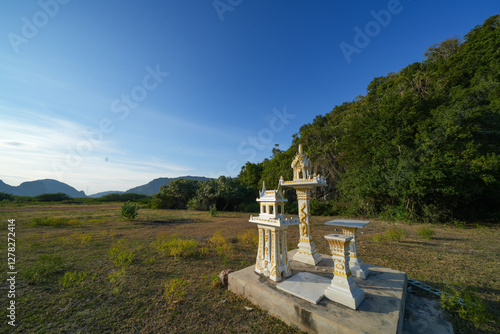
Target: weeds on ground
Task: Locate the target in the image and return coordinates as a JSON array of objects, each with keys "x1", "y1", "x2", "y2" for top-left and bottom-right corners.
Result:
[
  {"x1": 70, "y1": 232, "x2": 92, "y2": 245},
  {"x1": 165, "y1": 278, "x2": 188, "y2": 306},
  {"x1": 31, "y1": 217, "x2": 81, "y2": 227},
  {"x1": 210, "y1": 273, "x2": 221, "y2": 288},
  {"x1": 209, "y1": 230, "x2": 232, "y2": 256},
  {"x1": 372, "y1": 228, "x2": 408, "y2": 243},
  {"x1": 23, "y1": 254, "x2": 64, "y2": 284},
  {"x1": 109, "y1": 238, "x2": 135, "y2": 267},
  {"x1": 108, "y1": 268, "x2": 126, "y2": 294},
  {"x1": 453, "y1": 219, "x2": 467, "y2": 229},
  {"x1": 59, "y1": 271, "x2": 93, "y2": 289},
  {"x1": 153, "y1": 234, "x2": 208, "y2": 259},
  {"x1": 441, "y1": 283, "x2": 492, "y2": 327},
  {"x1": 238, "y1": 229, "x2": 259, "y2": 246}
]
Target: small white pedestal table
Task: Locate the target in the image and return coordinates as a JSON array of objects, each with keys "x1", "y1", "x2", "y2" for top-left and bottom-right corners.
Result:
[{"x1": 324, "y1": 219, "x2": 371, "y2": 279}]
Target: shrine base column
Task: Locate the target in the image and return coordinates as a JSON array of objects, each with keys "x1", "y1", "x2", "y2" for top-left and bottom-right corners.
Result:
[
  {"x1": 324, "y1": 234, "x2": 365, "y2": 310},
  {"x1": 292, "y1": 188, "x2": 322, "y2": 265}
]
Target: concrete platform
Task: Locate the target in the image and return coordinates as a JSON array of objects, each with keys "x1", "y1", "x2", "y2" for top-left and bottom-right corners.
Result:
[{"x1": 228, "y1": 250, "x2": 407, "y2": 334}]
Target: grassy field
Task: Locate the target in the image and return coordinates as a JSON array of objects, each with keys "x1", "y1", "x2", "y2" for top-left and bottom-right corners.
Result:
[{"x1": 0, "y1": 202, "x2": 498, "y2": 333}]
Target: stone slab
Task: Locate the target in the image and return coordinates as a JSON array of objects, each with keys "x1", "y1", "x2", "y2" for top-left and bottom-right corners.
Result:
[
  {"x1": 325, "y1": 219, "x2": 371, "y2": 229},
  {"x1": 277, "y1": 272, "x2": 331, "y2": 304},
  {"x1": 229, "y1": 250, "x2": 407, "y2": 334}
]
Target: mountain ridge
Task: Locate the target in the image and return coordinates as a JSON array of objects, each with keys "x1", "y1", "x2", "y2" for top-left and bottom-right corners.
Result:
[{"x1": 0, "y1": 176, "x2": 212, "y2": 198}]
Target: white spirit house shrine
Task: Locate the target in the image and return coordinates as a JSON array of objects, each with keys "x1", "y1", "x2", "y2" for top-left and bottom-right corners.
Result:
[{"x1": 249, "y1": 182, "x2": 299, "y2": 282}]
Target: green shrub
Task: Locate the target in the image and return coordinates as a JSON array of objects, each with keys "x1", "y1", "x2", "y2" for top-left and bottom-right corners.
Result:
[
  {"x1": 417, "y1": 226, "x2": 435, "y2": 239},
  {"x1": 187, "y1": 198, "x2": 204, "y2": 210},
  {"x1": 23, "y1": 254, "x2": 64, "y2": 284},
  {"x1": 209, "y1": 204, "x2": 218, "y2": 217},
  {"x1": 109, "y1": 238, "x2": 135, "y2": 266},
  {"x1": 453, "y1": 219, "x2": 467, "y2": 229},
  {"x1": 121, "y1": 201, "x2": 139, "y2": 220},
  {"x1": 210, "y1": 273, "x2": 221, "y2": 288},
  {"x1": 385, "y1": 228, "x2": 408, "y2": 241},
  {"x1": 441, "y1": 283, "x2": 492, "y2": 326},
  {"x1": 165, "y1": 278, "x2": 188, "y2": 306}
]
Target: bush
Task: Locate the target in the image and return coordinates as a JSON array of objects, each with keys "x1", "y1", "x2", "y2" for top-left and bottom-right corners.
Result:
[
  {"x1": 417, "y1": 226, "x2": 435, "y2": 239},
  {"x1": 385, "y1": 228, "x2": 408, "y2": 241},
  {"x1": 187, "y1": 198, "x2": 204, "y2": 210},
  {"x1": 0, "y1": 192, "x2": 14, "y2": 202},
  {"x1": 372, "y1": 233, "x2": 386, "y2": 243},
  {"x1": 209, "y1": 204, "x2": 218, "y2": 217},
  {"x1": 121, "y1": 201, "x2": 139, "y2": 220},
  {"x1": 109, "y1": 239, "x2": 135, "y2": 267}
]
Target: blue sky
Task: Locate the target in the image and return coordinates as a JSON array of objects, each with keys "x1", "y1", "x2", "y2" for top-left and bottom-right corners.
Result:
[{"x1": 0, "y1": 0, "x2": 498, "y2": 195}]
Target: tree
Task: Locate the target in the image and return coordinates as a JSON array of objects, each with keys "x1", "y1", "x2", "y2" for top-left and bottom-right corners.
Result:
[{"x1": 151, "y1": 179, "x2": 199, "y2": 209}]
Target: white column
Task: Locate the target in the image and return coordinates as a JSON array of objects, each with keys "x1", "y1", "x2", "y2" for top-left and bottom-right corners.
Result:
[
  {"x1": 324, "y1": 234, "x2": 365, "y2": 310},
  {"x1": 292, "y1": 188, "x2": 322, "y2": 265}
]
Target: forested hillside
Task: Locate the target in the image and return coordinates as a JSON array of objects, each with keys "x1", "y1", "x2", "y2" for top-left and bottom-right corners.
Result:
[{"x1": 238, "y1": 15, "x2": 500, "y2": 222}]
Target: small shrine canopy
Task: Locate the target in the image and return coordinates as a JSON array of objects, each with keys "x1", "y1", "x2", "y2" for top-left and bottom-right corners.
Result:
[
  {"x1": 291, "y1": 144, "x2": 311, "y2": 180},
  {"x1": 256, "y1": 181, "x2": 287, "y2": 219}
]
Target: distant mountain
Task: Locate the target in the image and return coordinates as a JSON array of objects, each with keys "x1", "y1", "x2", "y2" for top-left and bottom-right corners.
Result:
[
  {"x1": 0, "y1": 179, "x2": 86, "y2": 197},
  {"x1": 0, "y1": 176, "x2": 212, "y2": 198},
  {"x1": 125, "y1": 176, "x2": 211, "y2": 195},
  {"x1": 87, "y1": 191, "x2": 124, "y2": 198}
]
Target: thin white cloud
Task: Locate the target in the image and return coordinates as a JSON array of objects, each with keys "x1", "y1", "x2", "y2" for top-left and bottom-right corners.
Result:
[{"x1": 0, "y1": 109, "x2": 193, "y2": 193}]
